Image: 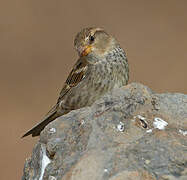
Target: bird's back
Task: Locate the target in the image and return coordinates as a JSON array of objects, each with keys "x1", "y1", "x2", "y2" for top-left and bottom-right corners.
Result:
[{"x1": 59, "y1": 46, "x2": 129, "y2": 110}]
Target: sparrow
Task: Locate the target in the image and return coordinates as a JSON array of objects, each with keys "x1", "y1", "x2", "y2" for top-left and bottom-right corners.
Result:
[{"x1": 22, "y1": 27, "x2": 129, "y2": 137}]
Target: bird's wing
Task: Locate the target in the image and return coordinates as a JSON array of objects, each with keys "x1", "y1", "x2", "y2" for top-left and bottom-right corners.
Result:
[
  {"x1": 43, "y1": 57, "x2": 88, "y2": 118},
  {"x1": 22, "y1": 57, "x2": 89, "y2": 137},
  {"x1": 57, "y1": 57, "x2": 89, "y2": 103}
]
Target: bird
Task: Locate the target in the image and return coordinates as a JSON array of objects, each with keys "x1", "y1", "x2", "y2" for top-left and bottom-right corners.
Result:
[{"x1": 22, "y1": 27, "x2": 129, "y2": 138}]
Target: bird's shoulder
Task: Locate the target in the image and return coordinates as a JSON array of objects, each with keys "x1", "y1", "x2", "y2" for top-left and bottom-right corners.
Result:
[{"x1": 57, "y1": 57, "x2": 89, "y2": 103}]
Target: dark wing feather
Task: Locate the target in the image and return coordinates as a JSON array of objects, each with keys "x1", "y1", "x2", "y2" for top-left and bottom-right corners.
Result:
[
  {"x1": 22, "y1": 57, "x2": 89, "y2": 138},
  {"x1": 57, "y1": 57, "x2": 88, "y2": 103}
]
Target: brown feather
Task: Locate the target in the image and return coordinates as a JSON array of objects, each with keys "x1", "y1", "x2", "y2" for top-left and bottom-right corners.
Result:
[
  {"x1": 22, "y1": 57, "x2": 89, "y2": 137},
  {"x1": 57, "y1": 57, "x2": 88, "y2": 102}
]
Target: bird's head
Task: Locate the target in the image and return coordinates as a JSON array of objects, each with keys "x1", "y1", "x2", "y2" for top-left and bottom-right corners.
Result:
[{"x1": 74, "y1": 27, "x2": 117, "y2": 60}]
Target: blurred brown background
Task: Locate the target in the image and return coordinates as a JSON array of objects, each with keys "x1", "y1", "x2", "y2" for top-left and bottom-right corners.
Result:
[{"x1": 0, "y1": 0, "x2": 187, "y2": 179}]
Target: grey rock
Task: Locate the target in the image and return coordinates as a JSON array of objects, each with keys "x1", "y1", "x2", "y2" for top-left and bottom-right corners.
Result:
[{"x1": 22, "y1": 83, "x2": 187, "y2": 180}]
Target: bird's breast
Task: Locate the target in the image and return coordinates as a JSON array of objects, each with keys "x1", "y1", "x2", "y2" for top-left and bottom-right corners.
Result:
[{"x1": 61, "y1": 57, "x2": 128, "y2": 110}]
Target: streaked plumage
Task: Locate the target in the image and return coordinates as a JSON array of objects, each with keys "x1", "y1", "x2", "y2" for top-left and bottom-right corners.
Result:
[{"x1": 22, "y1": 27, "x2": 129, "y2": 137}]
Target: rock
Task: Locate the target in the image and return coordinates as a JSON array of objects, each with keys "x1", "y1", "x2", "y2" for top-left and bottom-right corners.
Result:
[{"x1": 22, "y1": 83, "x2": 187, "y2": 180}]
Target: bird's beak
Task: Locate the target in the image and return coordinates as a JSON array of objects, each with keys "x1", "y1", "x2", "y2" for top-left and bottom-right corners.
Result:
[{"x1": 79, "y1": 45, "x2": 92, "y2": 56}]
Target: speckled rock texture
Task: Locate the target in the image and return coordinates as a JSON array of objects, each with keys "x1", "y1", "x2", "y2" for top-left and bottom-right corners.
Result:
[{"x1": 22, "y1": 83, "x2": 187, "y2": 180}]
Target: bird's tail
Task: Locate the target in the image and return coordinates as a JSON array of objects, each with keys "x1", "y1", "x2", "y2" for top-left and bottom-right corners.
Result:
[{"x1": 22, "y1": 105, "x2": 60, "y2": 138}]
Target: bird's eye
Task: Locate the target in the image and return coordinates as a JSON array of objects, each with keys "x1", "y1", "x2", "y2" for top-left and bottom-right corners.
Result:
[{"x1": 89, "y1": 35, "x2": 95, "y2": 43}]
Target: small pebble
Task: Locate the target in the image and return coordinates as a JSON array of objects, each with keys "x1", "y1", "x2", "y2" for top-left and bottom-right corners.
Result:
[{"x1": 117, "y1": 122, "x2": 125, "y2": 132}]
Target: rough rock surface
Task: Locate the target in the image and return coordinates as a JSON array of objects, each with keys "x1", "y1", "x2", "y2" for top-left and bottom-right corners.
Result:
[{"x1": 22, "y1": 83, "x2": 187, "y2": 180}]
